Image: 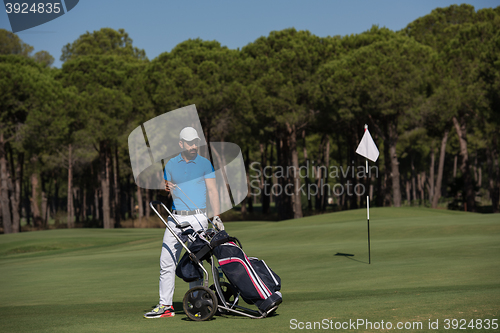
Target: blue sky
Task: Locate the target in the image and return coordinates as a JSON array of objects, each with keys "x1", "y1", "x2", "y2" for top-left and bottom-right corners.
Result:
[{"x1": 1, "y1": 0, "x2": 498, "y2": 68}]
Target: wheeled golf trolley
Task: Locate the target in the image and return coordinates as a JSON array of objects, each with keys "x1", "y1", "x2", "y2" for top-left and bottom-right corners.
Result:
[{"x1": 150, "y1": 201, "x2": 282, "y2": 321}]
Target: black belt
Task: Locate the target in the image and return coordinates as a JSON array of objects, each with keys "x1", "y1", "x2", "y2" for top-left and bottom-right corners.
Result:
[{"x1": 173, "y1": 209, "x2": 206, "y2": 216}]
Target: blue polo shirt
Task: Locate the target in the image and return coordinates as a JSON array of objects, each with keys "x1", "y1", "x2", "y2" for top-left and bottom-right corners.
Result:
[{"x1": 163, "y1": 153, "x2": 215, "y2": 211}]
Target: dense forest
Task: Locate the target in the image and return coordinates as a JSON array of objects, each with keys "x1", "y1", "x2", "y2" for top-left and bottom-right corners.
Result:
[{"x1": 1, "y1": 4, "x2": 499, "y2": 233}]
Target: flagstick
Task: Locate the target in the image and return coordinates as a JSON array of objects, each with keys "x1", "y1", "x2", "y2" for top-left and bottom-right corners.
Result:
[
  {"x1": 366, "y1": 155, "x2": 371, "y2": 265},
  {"x1": 367, "y1": 194, "x2": 371, "y2": 264},
  {"x1": 363, "y1": 125, "x2": 371, "y2": 264},
  {"x1": 366, "y1": 154, "x2": 371, "y2": 264},
  {"x1": 356, "y1": 124, "x2": 377, "y2": 265}
]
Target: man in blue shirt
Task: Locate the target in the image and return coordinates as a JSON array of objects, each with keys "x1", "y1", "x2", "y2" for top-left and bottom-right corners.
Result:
[{"x1": 144, "y1": 127, "x2": 223, "y2": 318}]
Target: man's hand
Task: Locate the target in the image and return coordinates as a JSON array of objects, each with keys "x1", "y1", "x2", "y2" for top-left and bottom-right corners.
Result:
[
  {"x1": 212, "y1": 215, "x2": 224, "y2": 231},
  {"x1": 165, "y1": 180, "x2": 176, "y2": 192}
]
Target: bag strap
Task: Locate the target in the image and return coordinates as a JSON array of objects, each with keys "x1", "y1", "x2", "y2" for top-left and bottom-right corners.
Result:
[
  {"x1": 231, "y1": 236, "x2": 243, "y2": 249},
  {"x1": 194, "y1": 244, "x2": 212, "y2": 261},
  {"x1": 210, "y1": 230, "x2": 243, "y2": 249},
  {"x1": 210, "y1": 235, "x2": 242, "y2": 249}
]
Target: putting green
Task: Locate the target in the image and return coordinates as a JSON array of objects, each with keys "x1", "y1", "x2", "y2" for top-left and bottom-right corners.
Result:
[{"x1": 0, "y1": 207, "x2": 498, "y2": 332}]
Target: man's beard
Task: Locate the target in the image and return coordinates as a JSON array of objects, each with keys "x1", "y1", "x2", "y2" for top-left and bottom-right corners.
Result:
[{"x1": 187, "y1": 149, "x2": 197, "y2": 158}]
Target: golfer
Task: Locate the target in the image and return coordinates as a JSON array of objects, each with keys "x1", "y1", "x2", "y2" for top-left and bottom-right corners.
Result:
[{"x1": 144, "y1": 126, "x2": 223, "y2": 318}]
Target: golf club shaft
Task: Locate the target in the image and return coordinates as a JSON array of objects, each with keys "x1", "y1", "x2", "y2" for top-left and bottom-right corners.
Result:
[
  {"x1": 149, "y1": 201, "x2": 191, "y2": 253},
  {"x1": 173, "y1": 184, "x2": 220, "y2": 231},
  {"x1": 150, "y1": 201, "x2": 210, "y2": 280}
]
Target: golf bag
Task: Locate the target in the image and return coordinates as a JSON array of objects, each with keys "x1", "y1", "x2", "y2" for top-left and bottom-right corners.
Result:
[
  {"x1": 211, "y1": 231, "x2": 282, "y2": 313},
  {"x1": 176, "y1": 235, "x2": 208, "y2": 282},
  {"x1": 151, "y1": 200, "x2": 282, "y2": 320}
]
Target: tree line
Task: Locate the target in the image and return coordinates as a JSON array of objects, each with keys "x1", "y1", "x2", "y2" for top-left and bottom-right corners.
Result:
[{"x1": 1, "y1": 4, "x2": 499, "y2": 233}]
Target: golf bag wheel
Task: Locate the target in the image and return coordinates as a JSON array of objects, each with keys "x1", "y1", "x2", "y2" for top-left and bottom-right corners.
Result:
[
  {"x1": 183, "y1": 286, "x2": 218, "y2": 321},
  {"x1": 210, "y1": 282, "x2": 239, "y2": 314}
]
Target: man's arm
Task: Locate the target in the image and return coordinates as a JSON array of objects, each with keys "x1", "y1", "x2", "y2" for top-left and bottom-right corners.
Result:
[{"x1": 205, "y1": 178, "x2": 220, "y2": 217}]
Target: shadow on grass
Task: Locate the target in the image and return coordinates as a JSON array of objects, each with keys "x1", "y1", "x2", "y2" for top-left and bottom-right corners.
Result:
[
  {"x1": 335, "y1": 253, "x2": 370, "y2": 265},
  {"x1": 142, "y1": 302, "x2": 184, "y2": 316},
  {"x1": 174, "y1": 299, "x2": 281, "y2": 321}
]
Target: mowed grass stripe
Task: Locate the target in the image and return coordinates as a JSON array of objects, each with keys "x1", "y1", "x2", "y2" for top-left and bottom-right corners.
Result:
[{"x1": 0, "y1": 207, "x2": 498, "y2": 333}]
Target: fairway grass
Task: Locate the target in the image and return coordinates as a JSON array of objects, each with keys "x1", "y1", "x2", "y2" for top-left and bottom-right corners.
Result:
[{"x1": 0, "y1": 207, "x2": 498, "y2": 332}]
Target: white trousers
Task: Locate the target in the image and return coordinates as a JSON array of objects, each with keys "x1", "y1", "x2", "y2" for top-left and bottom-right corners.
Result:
[{"x1": 159, "y1": 213, "x2": 208, "y2": 306}]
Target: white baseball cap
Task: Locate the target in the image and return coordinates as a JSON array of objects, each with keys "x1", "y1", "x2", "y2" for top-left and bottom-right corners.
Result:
[{"x1": 179, "y1": 127, "x2": 200, "y2": 141}]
